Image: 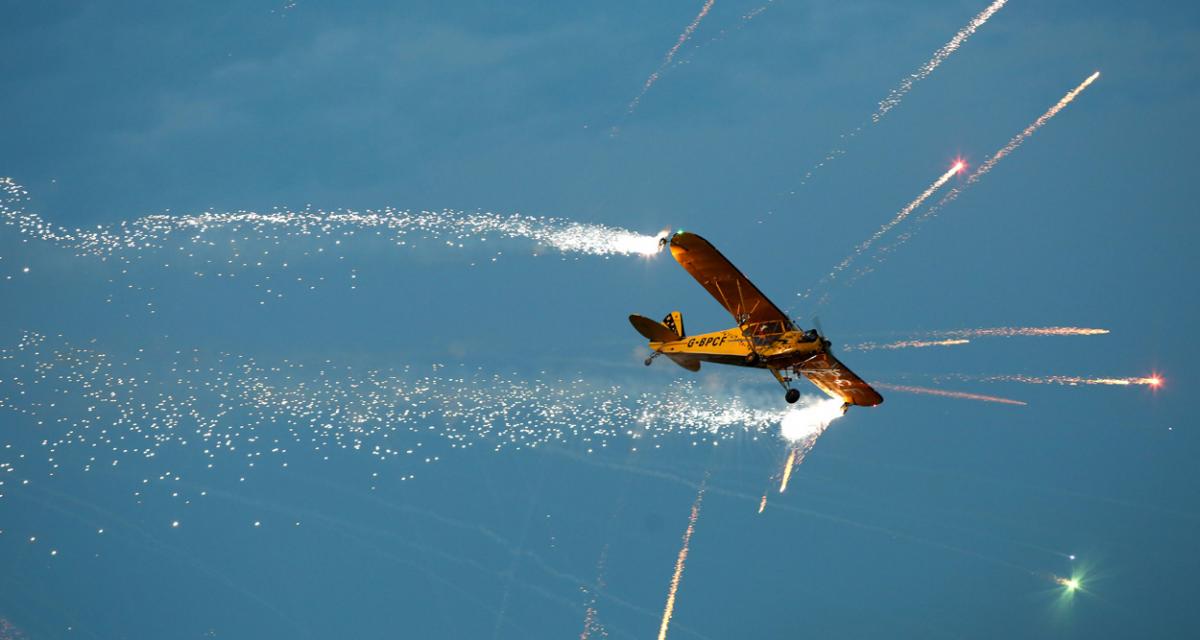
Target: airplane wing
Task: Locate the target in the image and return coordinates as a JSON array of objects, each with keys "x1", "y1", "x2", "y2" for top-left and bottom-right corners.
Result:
[
  {"x1": 798, "y1": 352, "x2": 884, "y2": 407},
  {"x1": 669, "y1": 232, "x2": 797, "y2": 329}
]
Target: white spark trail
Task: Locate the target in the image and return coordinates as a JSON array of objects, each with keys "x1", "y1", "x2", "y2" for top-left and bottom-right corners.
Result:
[
  {"x1": 850, "y1": 71, "x2": 1102, "y2": 282},
  {"x1": 934, "y1": 327, "x2": 1109, "y2": 339},
  {"x1": 0, "y1": 178, "x2": 667, "y2": 258},
  {"x1": 812, "y1": 161, "x2": 963, "y2": 294},
  {"x1": 844, "y1": 338, "x2": 970, "y2": 352},
  {"x1": 872, "y1": 0, "x2": 1009, "y2": 122},
  {"x1": 621, "y1": 0, "x2": 716, "y2": 123},
  {"x1": 794, "y1": 1, "x2": 1007, "y2": 186},
  {"x1": 657, "y1": 478, "x2": 707, "y2": 640},
  {"x1": 873, "y1": 383, "x2": 1027, "y2": 406}
]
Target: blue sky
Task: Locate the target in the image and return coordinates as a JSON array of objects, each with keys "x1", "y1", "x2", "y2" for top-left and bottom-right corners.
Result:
[{"x1": 1, "y1": 1, "x2": 1198, "y2": 638}]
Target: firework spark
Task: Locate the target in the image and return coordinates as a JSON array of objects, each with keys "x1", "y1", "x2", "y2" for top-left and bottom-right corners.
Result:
[
  {"x1": 814, "y1": 161, "x2": 964, "y2": 291},
  {"x1": 866, "y1": 71, "x2": 1101, "y2": 266},
  {"x1": 845, "y1": 338, "x2": 971, "y2": 352},
  {"x1": 622, "y1": 0, "x2": 716, "y2": 121},
  {"x1": 757, "y1": 494, "x2": 768, "y2": 514},
  {"x1": 657, "y1": 479, "x2": 707, "y2": 640},
  {"x1": 778, "y1": 448, "x2": 797, "y2": 493},
  {"x1": 935, "y1": 327, "x2": 1109, "y2": 339},
  {"x1": 795, "y1": 1, "x2": 1006, "y2": 186},
  {"x1": 873, "y1": 383, "x2": 1027, "y2": 406},
  {"x1": 982, "y1": 374, "x2": 1162, "y2": 387},
  {"x1": 872, "y1": 0, "x2": 1009, "y2": 122},
  {"x1": 0, "y1": 179, "x2": 668, "y2": 259}
]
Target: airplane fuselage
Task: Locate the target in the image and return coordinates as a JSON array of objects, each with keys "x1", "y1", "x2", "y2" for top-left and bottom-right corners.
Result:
[{"x1": 649, "y1": 326, "x2": 829, "y2": 369}]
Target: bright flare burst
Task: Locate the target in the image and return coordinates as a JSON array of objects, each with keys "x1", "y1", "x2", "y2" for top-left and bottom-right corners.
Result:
[
  {"x1": 776, "y1": 397, "x2": 844, "y2": 493},
  {"x1": 873, "y1": 383, "x2": 1027, "y2": 406},
  {"x1": 657, "y1": 480, "x2": 707, "y2": 640},
  {"x1": 1056, "y1": 576, "x2": 1081, "y2": 591}
]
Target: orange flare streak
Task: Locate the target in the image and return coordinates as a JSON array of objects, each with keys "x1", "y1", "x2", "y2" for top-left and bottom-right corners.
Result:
[
  {"x1": 778, "y1": 448, "x2": 797, "y2": 493},
  {"x1": 874, "y1": 383, "x2": 1027, "y2": 406}
]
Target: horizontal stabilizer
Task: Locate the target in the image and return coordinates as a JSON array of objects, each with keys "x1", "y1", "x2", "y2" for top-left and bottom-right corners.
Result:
[
  {"x1": 666, "y1": 354, "x2": 701, "y2": 372},
  {"x1": 629, "y1": 314, "x2": 680, "y2": 343}
]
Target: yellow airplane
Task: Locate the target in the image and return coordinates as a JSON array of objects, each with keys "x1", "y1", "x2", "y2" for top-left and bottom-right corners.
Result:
[{"x1": 631, "y1": 231, "x2": 883, "y2": 410}]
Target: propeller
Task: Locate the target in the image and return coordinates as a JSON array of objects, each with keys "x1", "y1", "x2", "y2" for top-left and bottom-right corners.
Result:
[{"x1": 811, "y1": 315, "x2": 834, "y2": 354}]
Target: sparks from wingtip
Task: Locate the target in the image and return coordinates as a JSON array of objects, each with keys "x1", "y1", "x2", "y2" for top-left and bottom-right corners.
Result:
[
  {"x1": 778, "y1": 448, "x2": 797, "y2": 493},
  {"x1": 934, "y1": 327, "x2": 1110, "y2": 338}
]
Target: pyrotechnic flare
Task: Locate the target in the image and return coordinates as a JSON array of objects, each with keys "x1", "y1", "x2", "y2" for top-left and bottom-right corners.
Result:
[
  {"x1": 873, "y1": 383, "x2": 1027, "y2": 406},
  {"x1": 934, "y1": 327, "x2": 1109, "y2": 338},
  {"x1": 816, "y1": 161, "x2": 964, "y2": 289},
  {"x1": 757, "y1": 494, "x2": 768, "y2": 514},
  {"x1": 778, "y1": 448, "x2": 797, "y2": 493},
  {"x1": 0, "y1": 179, "x2": 668, "y2": 259},
  {"x1": 657, "y1": 479, "x2": 707, "y2": 640},
  {"x1": 845, "y1": 338, "x2": 971, "y2": 352},
  {"x1": 872, "y1": 0, "x2": 1009, "y2": 122},
  {"x1": 848, "y1": 71, "x2": 1102, "y2": 283},
  {"x1": 794, "y1": 1, "x2": 1006, "y2": 186},
  {"x1": 981, "y1": 374, "x2": 1162, "y2": 387},
  {"x1": 622, "y1": 0, "x2": 716, "y2": 121}
]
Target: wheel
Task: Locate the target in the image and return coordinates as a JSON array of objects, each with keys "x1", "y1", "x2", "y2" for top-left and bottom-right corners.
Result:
[
  {"x1": 644, "y1": 357, "x2": 654, "y2": 366},
  {"x1": 785, "y1": 388, "x2": 800, "y2": 404}
]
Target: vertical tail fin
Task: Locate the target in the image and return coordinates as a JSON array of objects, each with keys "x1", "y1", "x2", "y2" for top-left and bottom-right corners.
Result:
[{"x1": 662, "y1": 312, "x2": 685, "y2": 338}]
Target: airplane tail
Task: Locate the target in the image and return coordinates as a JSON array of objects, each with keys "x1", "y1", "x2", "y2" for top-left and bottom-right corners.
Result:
[{"x1": 661, "y1": 311, "x2": 685, "y2": 339}]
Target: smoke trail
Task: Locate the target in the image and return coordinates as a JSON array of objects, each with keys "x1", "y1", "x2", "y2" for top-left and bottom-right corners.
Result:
[
  {"x1": 0, "y1": 178, "x2": 668, "y2": 259},
  {"x1": 844, "y1": 339, "x2": 970, "y2": 352},
  {"x1": 934, "y1": 327, "x2": 1109, "y2": 339},
  {"x1": 873, "y1": 382, "x2": 1027, "y2": 406},
  {"x1": 794, "y1": 1, "x2": 1007, "y2": 186},
  {"x1": 872, "y1": 0, "x2": 1009, "y2": 123},
  {"x1": 620, "y1": 0, "x2": 716, "y2": 124},
  {"x1": 657, "y1": 477, "x2": 707, "y2": 640},
  {"x1": 860, "y1": 71, "x2": 1102, "y2": 269}
]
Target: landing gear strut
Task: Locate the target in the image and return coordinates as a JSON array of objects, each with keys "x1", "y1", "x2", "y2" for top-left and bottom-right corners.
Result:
[{"x1": 785, "y1": 388, "x2": 801, "y2": 404}]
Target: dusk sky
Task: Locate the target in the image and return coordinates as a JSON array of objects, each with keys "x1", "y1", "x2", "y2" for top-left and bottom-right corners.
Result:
[{"x1": 1, "y1": 1, "x2": 1197, "y2": 638}]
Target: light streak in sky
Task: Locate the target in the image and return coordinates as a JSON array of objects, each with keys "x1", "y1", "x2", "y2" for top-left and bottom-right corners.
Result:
[
  {"x1": 873, "y1": 383, "x2": 1028, "y2": 406},
  {"x1": 795, "y1": 1, "x2": 1007, "y2": 186},
  {"x1": 862, "y1": 72, "x2": 1102, "y2": 268},
  {"x1": 934, "y1": 327, "x2": 1110, "y2": 339},
  {"x1": 814, "y1": 161, "x2": 964, "y2": 291},
  {"x1": 0, "y1": 178, "x2": 667, "y2": 259},
  {"x1": 757, "y1": 494, "x2": 768, "y2": 514},
  {"x1": 981, "y1": 374, "x2": 1162, "y2": 387},
  {"x1": 621, "y1": 0, "x2": 716, "y2": 123},
  {"x1": 844, "y1": 338, "x2": 970, "y2": 352},
  {"x1": 778, "y1": 448, "x2": 797, "y2": 493},
  {"x1": 657, "y1": 479, "x2": 707, "y2": 640},
  {"x1": 872, "y1": 0, "x2": 1009, "y2": 123}
]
